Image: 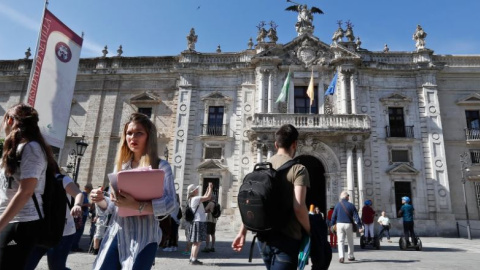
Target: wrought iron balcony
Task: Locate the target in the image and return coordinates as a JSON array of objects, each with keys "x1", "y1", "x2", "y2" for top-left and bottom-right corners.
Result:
[
  {"x1": 470, "y1": 150, "x2": 480, "y2": 164},
  {"x1": 385, "y1": 126, "x2": 414, "y2": 138},
  {"x1": 465, "y1": 128, "x2": 480, "y2": 141},
  {"x1": 201, "y1": 124, "x2": 228, "y2": 136},
  {"x1": 251, "y1": 113, "x2": 371, "y2": 134}
]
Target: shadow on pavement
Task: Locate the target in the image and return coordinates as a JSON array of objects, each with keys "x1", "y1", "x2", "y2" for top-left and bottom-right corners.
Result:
[{"x1": 351, "y1": 259, "x2": 420, "y2": 263}]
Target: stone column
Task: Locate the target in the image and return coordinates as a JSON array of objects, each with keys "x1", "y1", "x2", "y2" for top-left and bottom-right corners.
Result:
[
  {"x1": 257, "y1": 143, "x2": 263, "y2": 163},
  {"x1": 356, "y1": 145, "x2": 364, "y2": 206},
  {"x1": 350, "y1": 73, "x2": 357, "y2": 114},
  {"x1": 340, "y1": 72, "x2": 347, "y2": 114},
  {"x1": 267, "y1": 71, "x2": 273, "y2": 113},
  {"x1": 258, "y1": 70, "x2": 264, "y2": 113},
  {"x1": 346, "y1": 144, "x2": 354, "y2": 202}
]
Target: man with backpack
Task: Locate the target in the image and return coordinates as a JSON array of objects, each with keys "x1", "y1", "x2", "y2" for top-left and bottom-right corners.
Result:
[
  {"x1": 203, "y1": 196, "x2": 220, "y2": 253},
  {"x1": 232, "y1": 124, "x2": 310, "y2": 270}
]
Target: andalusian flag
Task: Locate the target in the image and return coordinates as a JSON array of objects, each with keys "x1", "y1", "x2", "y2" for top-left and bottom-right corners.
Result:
[
  {"x1": 306, "y1": 68, "x2": 315, "y2": 105},
  {"x1": 276, "y1": 71, "x2": 291, "y2": 103}
]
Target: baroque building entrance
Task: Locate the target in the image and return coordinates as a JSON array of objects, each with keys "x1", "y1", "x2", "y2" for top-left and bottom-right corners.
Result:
[{"x1": 297, "y1": 155, "x2": 327, "y2": 214}]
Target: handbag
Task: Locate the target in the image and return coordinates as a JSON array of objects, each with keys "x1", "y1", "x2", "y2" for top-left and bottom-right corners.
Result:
[{"x1": 340, "y1": 201, "x2": 358, "y2": 233}]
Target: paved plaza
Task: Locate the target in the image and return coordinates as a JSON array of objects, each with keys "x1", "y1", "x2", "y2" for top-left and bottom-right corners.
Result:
[{"x1": 34, "y1": 226, "x2": 480, "y2": 270}]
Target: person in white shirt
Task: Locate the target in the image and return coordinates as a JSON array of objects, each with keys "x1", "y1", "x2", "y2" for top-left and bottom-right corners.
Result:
[
  {"x1": 187, "y1": 182, "x2": 212, "y2": 265},
  {"x1": 377, "y1": 211, "x2": 391, "y2": 242}
]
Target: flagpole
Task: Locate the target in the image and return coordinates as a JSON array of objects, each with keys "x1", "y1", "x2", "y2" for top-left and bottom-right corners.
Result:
[
  {"x1": 287, "y1": 66, "x2": 291, "y2": 113},
  {"x1": 25, "y1": 0, "x2": 49, "y2": 104}
]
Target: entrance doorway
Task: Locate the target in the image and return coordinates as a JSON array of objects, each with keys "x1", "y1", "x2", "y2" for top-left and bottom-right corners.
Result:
[
  {"x1": 297, "y1": 155, "x2": 327, "y2": 215},
  {"x1": 203, "y1": 178, "x2": 219, "y2": 202}
]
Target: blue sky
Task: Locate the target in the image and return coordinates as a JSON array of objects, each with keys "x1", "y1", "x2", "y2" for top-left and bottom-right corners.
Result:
[{"x1": 1, "y1": 0, "x2": 479, "y2": 60}]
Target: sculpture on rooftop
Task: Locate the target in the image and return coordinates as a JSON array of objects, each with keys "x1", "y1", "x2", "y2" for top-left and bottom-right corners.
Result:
[
  {"x1": 332, "y1": 20, "x2": 345, "y2": 44},
  {"x1": 413, "y1": 24, "x2": 427, "y2": 51},
  {"x1": 187, "y1": 28, "x2": 198, "y2": 51},
  {"x1": 256, "y1": 21, "x2": 268, "y2": 43},
  {"x1": 286, "y1": 0, "x2": 323, "y2": 36},
  {"x1": 267, "y1": 21, "x2": 279, "y2": 43},
  {"x1": 345, "y1": 21, "x2": 355, "y2": 42}
]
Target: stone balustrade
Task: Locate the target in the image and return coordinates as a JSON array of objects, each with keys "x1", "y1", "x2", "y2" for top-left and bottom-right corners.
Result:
[{"x1": 252, "y1": 113, "x2": 371, "y2": 134}]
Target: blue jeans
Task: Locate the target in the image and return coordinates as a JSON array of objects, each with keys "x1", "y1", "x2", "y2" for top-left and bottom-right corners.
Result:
[
  {"x1": 71, "y1": 214, "x2": 88, "y2": 250},
  {"x1": 25, "y1": 233, "x2": 75, "y2": 270},
  {"x1": 98, "y1": 235, "x2": 158, "y2": 270},
  {"x1": 257, "y1": 236, "x2": 300, "y2": 270}
]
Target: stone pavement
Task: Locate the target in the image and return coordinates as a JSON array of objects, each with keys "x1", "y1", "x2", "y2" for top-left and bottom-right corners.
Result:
[{"x1": 35, "y1": 227, "x2": 480, "y2": 270}]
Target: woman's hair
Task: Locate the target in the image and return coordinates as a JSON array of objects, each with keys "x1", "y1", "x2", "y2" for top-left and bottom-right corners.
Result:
[
  {"x1": 1, "y1": 103, "x2": 56, "y2": 176},
  {"x1": 115, "y1": 112, "x2": 159, "y2": 171}
]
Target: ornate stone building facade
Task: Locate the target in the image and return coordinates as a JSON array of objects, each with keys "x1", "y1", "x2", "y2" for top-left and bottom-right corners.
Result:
[{"x1": 1, "y1": 15, "x2": 480, "y2": 236}]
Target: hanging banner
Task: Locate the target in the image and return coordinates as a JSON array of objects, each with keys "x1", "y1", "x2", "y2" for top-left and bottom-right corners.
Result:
[{"x1": 26, "y1": 8, "x2": 83, "y2": 148}]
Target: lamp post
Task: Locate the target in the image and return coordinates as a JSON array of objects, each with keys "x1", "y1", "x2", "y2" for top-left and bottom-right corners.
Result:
[
  {"x1": 459, "y1": 152, "x2": 472, "y2": 240},
  {"x1": 69, "y1": 136, "x2": 89, "y2": 184}
]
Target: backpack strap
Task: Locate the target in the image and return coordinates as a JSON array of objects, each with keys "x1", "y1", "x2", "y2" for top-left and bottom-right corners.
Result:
[
  {"x1": 32, "y1": 193, "x2": 44, "y2": 220},
  {"x1": 276, "y1": 158, "x2": 298, "y2": 172}
]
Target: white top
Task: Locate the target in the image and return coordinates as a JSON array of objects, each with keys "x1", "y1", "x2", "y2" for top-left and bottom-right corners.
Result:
[
  {"x1": 378, "y1": 216, "x2": 390, "y2": 226},
  {"x1": 189, "y1": 196, "x2": 206, "y2": 222},
  {"x1": 60, "y1": 174, "x2": 76, "y2": 236},
  {"x1": 93, "y1": 159, "x2": 178, "y2": 270},
  {"x1": 0, "y1": 142, "x2": 47, "y2": 222}
]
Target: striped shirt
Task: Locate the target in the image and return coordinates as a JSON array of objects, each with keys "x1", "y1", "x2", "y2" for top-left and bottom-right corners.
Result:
[{"x1": 93, "y1": 159, "x2": 178, "y2": 269}]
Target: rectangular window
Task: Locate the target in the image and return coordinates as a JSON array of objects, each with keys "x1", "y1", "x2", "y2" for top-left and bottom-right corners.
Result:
[
  {"x1": 466, "y1": 110, "x2": 480, "y2": 129},
  {"x1": 138, "y1": 107, "x2": 152, "y2": 118},
  {"x1": 394, "y1": 181, "x2": 412, "y2": 216},
  {"x1": 391, "y1": 150, "x2": 409, "y2": 163},
  {"x1": 388, "y1": 107, "x2": 406, "y2": 137},
  {"x1": 205, "y1": 147, "x2": 222, "y2": 159},
  {"x1": 294, "y1": 86, "x2": 318, "y2": 114},
  {"x1": 470, "y1": 150, "x2": 480, "y2": 164},
  {"x1": 207, "y1": 106, "x2": 224, "y2": 136}
]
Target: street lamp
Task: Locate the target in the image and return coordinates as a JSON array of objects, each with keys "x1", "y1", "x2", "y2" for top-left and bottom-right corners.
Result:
[
  {"x1": 69, "y1": 136, "x2": 89, "y2": 183},
  {"x1": 459, "y1": 152, "x2": 472, "y2": 240}
]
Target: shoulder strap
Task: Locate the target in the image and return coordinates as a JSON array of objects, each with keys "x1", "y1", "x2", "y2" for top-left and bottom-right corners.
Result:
[
  {"x1": 340, "y1": 201, "x2": 354, "y2": 224},
  {"x1": 32, "y1": 194, "x2": 44, "y2": 220},
  {"x1": 276, "y1": 158, "x2": 298, "y2": 172}
]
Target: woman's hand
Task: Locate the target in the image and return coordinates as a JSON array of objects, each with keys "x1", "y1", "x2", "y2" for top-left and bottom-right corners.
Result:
[
  {"x1": 90, "y1": 188, "x2": 105, "y2": 203},
  {"x1": 114, "y1": 190, "x2": 138, "y2": 210},
  {"x1": 70, "y1": 205, "x2": 82, "y2": 218}
]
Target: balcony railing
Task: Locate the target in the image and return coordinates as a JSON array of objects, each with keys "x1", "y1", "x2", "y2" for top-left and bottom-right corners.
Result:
[
  {"x1": 252, "y1": 114, "x2": 371, "y2": 133},
  {"x1": 201, "y1": 124, "x2": 228, "y2": 136},
  {"x1": 465, "y1": 128, "x2": 480, "y2": 141},
  {"x1": 385, "y1": 126, "x2": 414, "y2": 138}
]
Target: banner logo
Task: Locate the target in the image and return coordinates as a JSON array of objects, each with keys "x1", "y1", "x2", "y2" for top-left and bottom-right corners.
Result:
[{"x1": 55, "y1": 42, "x2": 72, "y2": 63}]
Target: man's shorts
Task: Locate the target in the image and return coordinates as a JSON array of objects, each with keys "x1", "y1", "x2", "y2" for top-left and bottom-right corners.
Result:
[{"x1": 206, "y1": 222, "x2": 216, "y2": 235}]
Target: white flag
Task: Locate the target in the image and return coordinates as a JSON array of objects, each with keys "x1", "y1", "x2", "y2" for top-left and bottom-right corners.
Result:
[{"x1": 26, "y1": 9, "x2": 83, "y2": 148}]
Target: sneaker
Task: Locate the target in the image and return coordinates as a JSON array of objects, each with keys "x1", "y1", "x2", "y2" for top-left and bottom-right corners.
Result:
[
  {"x1": 190, "y1": 259, "x2": 203, "y2": 265},
  {"x1": 209, "y1": 247, "x2": 215, "y2": 252},
  {"x1": 339, "y1": 258, "x2": 344, "y2": 263},
  {"x1": 181, "y1": 251, "x2": 191, "y2": 255},
  {"x1": 163, "y1": 247, "x2": 172, "y2": 252},
  {"x1": 171, "y1": 246, "x2": 177, "y2": 251},
  {"x1": 201, "y1": 247, "x2": 210, "y2": 253},
  {"x1": 348, "y1": 257, "x2": 355, "y2": 261},
  {"x1": 388, "y1": 240, "x2": 392, "y2": 243}
]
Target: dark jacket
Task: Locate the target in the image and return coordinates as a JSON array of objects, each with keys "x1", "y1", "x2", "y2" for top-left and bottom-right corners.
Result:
[
  {"x1": 309, "y1": 214, "x2": 332, "y2": 270},
  {"x1": 330, "y1": 199, "x2": 362, "y2": 226}
]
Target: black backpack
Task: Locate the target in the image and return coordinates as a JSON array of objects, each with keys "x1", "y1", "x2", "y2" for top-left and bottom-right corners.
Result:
[
  {"x1": 211, "y1": 202, "x2": 221, "y2": 218},
  {"x1": 32, "y1": 171, "x2": 68, "y2": 249},
  {"x1": 184, "y1": 200, "x2": 199, "y2": 222},
  {"x1": 238, "y1": 159, "x2": 297, "y2": 233}
]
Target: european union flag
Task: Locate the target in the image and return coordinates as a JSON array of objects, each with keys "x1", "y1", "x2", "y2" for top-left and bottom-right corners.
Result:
[{"x1": 324, "y1": 72, "x2": 338, "y2": 96}]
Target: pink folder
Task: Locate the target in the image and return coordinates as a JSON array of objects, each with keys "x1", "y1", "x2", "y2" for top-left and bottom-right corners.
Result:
[{"x1": 116, "y1": 169, "x2": 165, "y2": 217}]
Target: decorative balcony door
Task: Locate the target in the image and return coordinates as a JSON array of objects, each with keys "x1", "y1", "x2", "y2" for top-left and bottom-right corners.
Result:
[
  {"x1": 388, "y1": 107, "x2": 406, "y2": 137},
  {"x1": 294, "y1": 86, "x2": 318, "y2": 114},
  {"x1": 207, "y1": 106, "x2": 224, "y2": 136}
]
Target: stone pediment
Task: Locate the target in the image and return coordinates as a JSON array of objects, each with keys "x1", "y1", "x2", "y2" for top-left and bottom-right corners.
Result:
[
  {"x1": 201, "y1": 91, "x2": 232, "y2": 103},
  {"x1": 380, "y1": 93, "x2": 412, "y2": 105},
  {"x1": 130, "y1": 91, "x2": 161, "y2": 105},
  {"x1": 197, "y1": 159, "x2": 227, "y2": 171},
  {"x1": 330, "y1": 42, "x2": 362, "y2": 60},
  {"x1": 387, "y1": 163, "x2": 419, "y2": 175},
  {"x1": 456, "y1": 93, "x2": 480, "y2": 106},
  {"x1": 254, "y1": 34, "x2": 334, "y2": 67}
]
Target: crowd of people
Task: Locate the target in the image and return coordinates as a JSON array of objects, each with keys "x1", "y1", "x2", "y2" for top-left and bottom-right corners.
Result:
[{"x1": 0, "y1": 104, "x2": 416, "y2": 270}]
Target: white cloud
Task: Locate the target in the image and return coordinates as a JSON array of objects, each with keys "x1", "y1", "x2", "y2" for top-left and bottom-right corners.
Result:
[{"x1": 0, "y1": 3, "x2": 39, "y2": 31}]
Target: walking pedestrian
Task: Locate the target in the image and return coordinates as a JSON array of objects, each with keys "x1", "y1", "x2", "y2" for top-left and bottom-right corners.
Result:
[
  {"x1": 330, "y1": 191, "x2": 363, "y2": 263},
  {"x1": 89, "y1": 112, "x2": 178, "y2": 269},
  {"x1": 327, "y1": 206, "x2": 337, "y2": 248},
  {"x1": 0, "y1": 104, "x2": 56, "y2": 269},
  {"x1": 377, "y1": 211, "x2": 391, "y2": 242}
]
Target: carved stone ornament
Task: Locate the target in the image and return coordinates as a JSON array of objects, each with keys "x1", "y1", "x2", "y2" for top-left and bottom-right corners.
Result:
[{"x1": 296, "y1": 39, "x2": 318, "y2": 67}]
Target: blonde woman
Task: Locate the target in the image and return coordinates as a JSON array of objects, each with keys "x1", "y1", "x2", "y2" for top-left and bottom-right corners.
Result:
[{"x1": 90, "y1": 113, "x2": 178, "y2": 269}]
